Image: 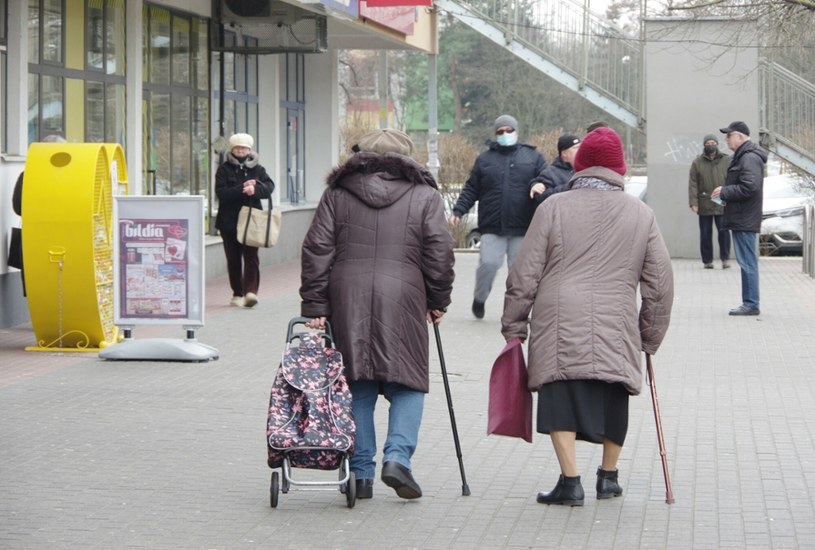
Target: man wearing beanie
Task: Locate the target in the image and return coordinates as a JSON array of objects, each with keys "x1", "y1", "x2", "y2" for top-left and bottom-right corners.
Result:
[
  {"x1": 711, "y1": 121, "x2": 768, "y2": 316},
  {"x1": 502, "y1": 126, "x2": 673, "y2": 506},
  {"x1": 688, "y1": 134, "x2": 731, "y2": 269},
  {"x1": 529, "y1": 134, "x2": 581, "y2": 205},
  {"x1": 450, "y1": 114, "x2": 547, "y2": 319}
]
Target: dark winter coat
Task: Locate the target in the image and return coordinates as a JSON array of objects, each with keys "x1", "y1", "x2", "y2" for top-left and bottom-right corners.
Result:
[
  {"x1": 453, "y1": 141, "x2": 547, "y2": 236},
  {"x1": 214, "y1": 152, "x2": 274, "y2": 234},
  {"x1": 300, "y1": 152, "x2": 455, "y2": 393},
  {"x1": 688, "y1": 151, "x2": 729, "y2": 216},
  {"x1": 12, "y1": 172, "x2": 23, "y2": 216},
  {"x1": 719, "y1": 140, "x2": 768, "y2": 233},
  {"x1": 531, "y1": 156, "x2": 574, "y2": 205}
]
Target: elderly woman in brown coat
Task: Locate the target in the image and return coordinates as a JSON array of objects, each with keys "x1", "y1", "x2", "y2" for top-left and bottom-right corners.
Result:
[
  {"x1": 502, "y1": 127, "x2": 674, "y2": 506},
  {"x1": 300, "y1": 128, "x2": 455, "y2": 501}
]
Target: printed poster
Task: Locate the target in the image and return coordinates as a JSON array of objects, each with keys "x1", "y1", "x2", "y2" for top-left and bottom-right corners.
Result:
[{"x1": 119, "y1": 219, "x2": 189, "y2": 318}]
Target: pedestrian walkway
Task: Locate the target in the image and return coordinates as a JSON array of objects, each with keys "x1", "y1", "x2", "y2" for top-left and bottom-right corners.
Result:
[{"x1": 1, "y1": 254, "x2": 815, "y2": 549}]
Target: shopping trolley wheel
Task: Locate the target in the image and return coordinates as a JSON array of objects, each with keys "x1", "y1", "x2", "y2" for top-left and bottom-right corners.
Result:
[
  {"x1": 346, "y1": 471, "x2": 356, "y2": 508},
  {"x1": 270, "y1": 471, "x2": 280, "y2": 508},
  {"x1": 339, "y1": 468, "x2": 346, "y2": 494}
]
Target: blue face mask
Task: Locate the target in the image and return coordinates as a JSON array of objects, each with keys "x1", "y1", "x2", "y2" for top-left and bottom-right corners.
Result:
[{"x1": 497, "y1": 131, "x2": 518, "y2": 147}]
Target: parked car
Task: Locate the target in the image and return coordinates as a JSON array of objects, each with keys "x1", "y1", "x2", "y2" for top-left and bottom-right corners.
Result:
[
  {"x1": 442, "y1": 192, "x2": 480, "y2": 249},
  {"x1": 760, "y1": 174, "x2": 815, "y2": 255},
  {"x1": 624, "y1": 175, "x2": 647, "y2": 201}
]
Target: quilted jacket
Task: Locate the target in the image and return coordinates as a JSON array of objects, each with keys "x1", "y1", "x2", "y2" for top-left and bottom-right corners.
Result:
[
  {"x1": 501, "y1": 166, "x2": 674, "y2": 396},
  {"x1": 453, "y1": 141, "x2": 547, "y2": 236},
  {"x1": 300, "y1": 152, "x2": 455, "y2": 393},
  {"x1": 719, "y1": 139, "x2": 768, "y2": 233},
  {"x1": 214, "y1": 152, "x2": 274, "y2": 234}
]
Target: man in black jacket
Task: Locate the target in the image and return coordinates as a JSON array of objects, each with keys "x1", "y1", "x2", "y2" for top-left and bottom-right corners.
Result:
[
  {"x1": 529, "y1": 134, "x2": 580, "y2": 205},
  {"x1": 711, "y1": 121, "x2": 767, "y2": 316},
  {"x1": 450, "y1": 114, "x2": 547, "y2": 319}
]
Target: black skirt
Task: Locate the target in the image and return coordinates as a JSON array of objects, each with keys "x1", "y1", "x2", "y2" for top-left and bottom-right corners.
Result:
[{"x1": 537, "y1": 379, "x2": 629, "y2": 446}]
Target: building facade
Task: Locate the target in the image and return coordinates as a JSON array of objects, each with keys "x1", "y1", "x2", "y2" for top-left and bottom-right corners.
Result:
[{"x1": 0, "y1": 0, "x2": 437, "y2": 328}]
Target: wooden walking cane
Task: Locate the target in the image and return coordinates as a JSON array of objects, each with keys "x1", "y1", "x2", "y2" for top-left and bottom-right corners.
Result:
[{"x1": 646, "y1": 353, "x2": 675, "y2": 504}]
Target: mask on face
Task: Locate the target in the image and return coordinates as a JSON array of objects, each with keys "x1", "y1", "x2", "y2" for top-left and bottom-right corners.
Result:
[
  {"x1": 233, "y1": 154, "x2": 248, "y2": 164},
  {"x1": 703, "y1": 144, "x2": 718, "y2": 156},
  {"x1": 497, "y1": 132, "x2": 518, "y2": 147}
]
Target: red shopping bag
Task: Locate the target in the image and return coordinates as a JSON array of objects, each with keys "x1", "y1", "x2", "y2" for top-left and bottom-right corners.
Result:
[{"x1": 487, "y1": 337, "x2": 533, "y2": 443}]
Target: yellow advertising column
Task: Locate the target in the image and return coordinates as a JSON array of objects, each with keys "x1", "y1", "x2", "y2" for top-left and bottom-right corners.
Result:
[{"x1": 22, "y1": 143, "x2": 127, "y2": 351}]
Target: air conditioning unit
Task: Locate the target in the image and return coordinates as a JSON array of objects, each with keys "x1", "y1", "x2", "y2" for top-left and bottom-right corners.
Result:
[{"x1": 212, "y1": 0, "x2": 328, "y2": 54}]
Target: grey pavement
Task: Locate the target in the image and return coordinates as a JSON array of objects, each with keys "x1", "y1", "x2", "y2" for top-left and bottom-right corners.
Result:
[{"x1": 2, "y1": 253, "x2": 815, "y2": 549}]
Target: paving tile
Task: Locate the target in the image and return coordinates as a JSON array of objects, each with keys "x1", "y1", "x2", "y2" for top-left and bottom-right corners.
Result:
[{"x1": 1, "y1": 256, "x2": 815, "y2": 549}]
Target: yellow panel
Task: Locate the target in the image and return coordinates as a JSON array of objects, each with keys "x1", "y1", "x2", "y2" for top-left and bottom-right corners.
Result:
[
  {"x1": 22, "y1": 143, "x2": 127, "y2": 351},
  {"x1": 105, "y1": 144, "x2": 129, "y2": 196},
  {"x1": 65, "y1": 78, "x2": 85, "y2": 141},
  {"x1": 65, "y1": 0, "x2": 85, "y2": 71}
]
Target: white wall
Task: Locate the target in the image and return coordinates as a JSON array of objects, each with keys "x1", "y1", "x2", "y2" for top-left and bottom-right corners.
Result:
[
  {"x1": 645, "y1": 18, "x2": 759, "y2": 258},
  {"x1": 304, "y1": 48, "x2": 340, "y2": 201},
  {"x1": 257, "y1": 54, "x2": 283, "y2": 205}
]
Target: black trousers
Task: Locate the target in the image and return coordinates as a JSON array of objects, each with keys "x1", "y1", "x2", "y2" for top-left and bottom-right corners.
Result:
[
  {"x1": 699, "y1": 214, "x2": 731, "y2": 264},
  {"x1": 221, "y1": 231, "x2": 260, "y2": 297}
]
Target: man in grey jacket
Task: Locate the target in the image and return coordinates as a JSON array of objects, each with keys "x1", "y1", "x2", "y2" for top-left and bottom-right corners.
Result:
[{"x1": 711, "y1": 121, "x2": 767, "y2": 316}]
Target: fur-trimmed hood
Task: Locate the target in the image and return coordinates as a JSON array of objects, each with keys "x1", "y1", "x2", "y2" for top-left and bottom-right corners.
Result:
[
  {"x1": 225, "y1": 150, "x2": 260, "y2": 169},
  {"x1": 326, "y1": 152, "x2": 438, "y2": 209}
]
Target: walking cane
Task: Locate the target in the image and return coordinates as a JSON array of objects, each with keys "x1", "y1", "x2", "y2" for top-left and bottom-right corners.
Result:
[
  {"x1": 646, "y1": 353, "x2": 675, "y2": 504},
  {"x1": 433, "y1": 321, "x2": 472, "y2": 496}
]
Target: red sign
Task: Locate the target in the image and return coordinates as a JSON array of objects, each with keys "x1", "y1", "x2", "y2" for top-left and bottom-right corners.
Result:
[{"x1": 359, "y1": 3, "x2": 417, "y2": 34}]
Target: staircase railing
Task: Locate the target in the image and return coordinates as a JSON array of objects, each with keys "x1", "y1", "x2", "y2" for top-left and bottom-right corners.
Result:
[
  {"x1": 760, "y1": 60, "x2": 815, "y2": 174},
  {"x1": 436, "y1": 0, "x2": 642, "y2": 125},
  {"x1": 439, "y1": 0, "x2": 815, "y2": 174}
]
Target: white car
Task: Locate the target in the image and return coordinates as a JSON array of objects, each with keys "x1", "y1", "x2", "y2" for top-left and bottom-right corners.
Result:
[
  {"x1": 624, "y1": 175, "x2": 647, "y2": 201},
  {"x1": 760, "y1": 174, "x2": 815, "y2": 255}
]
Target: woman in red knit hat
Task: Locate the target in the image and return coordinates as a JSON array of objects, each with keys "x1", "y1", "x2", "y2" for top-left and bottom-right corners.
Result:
[{"x1": 501, "y1": 127, "x2": 675, "y2": 506}]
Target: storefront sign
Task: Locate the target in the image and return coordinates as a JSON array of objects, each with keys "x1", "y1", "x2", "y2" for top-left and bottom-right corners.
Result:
[{"x1": 113, "y1": 196, "x2": 205, "y2": 326}]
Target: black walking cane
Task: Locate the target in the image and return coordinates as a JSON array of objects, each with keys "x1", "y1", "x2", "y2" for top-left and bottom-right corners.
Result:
[
  {"x1": 646, "y1": 353, "x2": 675, "y2": 504},
  {"x1": 432, "y1": 321, "x2": 471, "y2": 496}
]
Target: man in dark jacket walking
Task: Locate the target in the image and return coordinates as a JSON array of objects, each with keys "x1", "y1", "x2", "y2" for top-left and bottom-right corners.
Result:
[
  {"x1": 689, "y1": 133, "x2": 731, "y2": 269},
  {"x1": 450, "y1": 114, "x2": 547, "y2": 319},
  {"x1": 712, "y1": 121, "x2": 767, "y2": 316},
  {"x1": 529, "y1": 134, "x2": 580, "y2": 205}
]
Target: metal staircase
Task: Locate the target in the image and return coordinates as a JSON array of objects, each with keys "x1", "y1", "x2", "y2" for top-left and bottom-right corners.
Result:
[{"x1": 436, "y1": 0, "x2": 815, "y2": 175}]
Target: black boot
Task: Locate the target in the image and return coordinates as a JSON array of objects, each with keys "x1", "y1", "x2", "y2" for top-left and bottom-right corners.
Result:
[
  {"x1": 536, "y1": 475, "x2": 584, "y2": 506},
  {"x1": 355, "y1": 478, "x2": 374, "y2": 499},
  {"x1": 596, "y1": 467, "x2": 623, "y2": 499}
]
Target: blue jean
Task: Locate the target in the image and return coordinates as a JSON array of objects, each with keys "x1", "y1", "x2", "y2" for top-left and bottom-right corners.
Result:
[
  {"x1": 474, "y1": 234, "x2": 525, "y2": 303},
  {"x1": 731, "y1": 230, "x2": 760, "y2": 309},
  {"x1": 349, "y1": 380, "x2": 425, "y2": 480},
  {"x1": 698, "y1": 214, "x2": 730, "y2": 264}
]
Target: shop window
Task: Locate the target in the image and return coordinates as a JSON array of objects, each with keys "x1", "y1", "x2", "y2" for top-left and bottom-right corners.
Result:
[{"x1": 143, "y1": 4, "x2": 209, "y2": 200}]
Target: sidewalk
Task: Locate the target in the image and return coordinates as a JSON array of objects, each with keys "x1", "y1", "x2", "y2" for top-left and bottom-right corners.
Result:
[{"x1": 2, "y1": 254, "x2": 815, "y2": 549}]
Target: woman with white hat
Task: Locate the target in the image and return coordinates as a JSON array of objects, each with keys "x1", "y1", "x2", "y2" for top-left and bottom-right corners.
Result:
[{"x1": 215, "y1": 133, "x2": 275, "y2": 308}]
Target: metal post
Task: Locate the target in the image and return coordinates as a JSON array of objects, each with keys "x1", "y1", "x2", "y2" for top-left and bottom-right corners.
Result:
[
  {"x1": 378, "y1": 51, "x2": 388, "y2": 128},
  {"x1": 427, "y1": 53, "x2": 440, "y2": 182}
]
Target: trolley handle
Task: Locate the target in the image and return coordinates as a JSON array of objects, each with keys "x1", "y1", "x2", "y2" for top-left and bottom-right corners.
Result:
[{"x1": 286, "y1": 316, "x2": 334, "y2": 347}]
